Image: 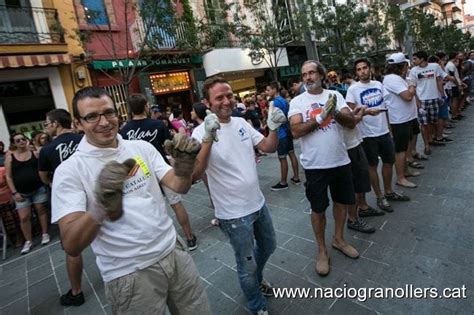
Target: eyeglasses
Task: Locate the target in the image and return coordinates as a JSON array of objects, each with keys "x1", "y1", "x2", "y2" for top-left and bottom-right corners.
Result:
[
  {"x1": 43, "y1": 121, "x2": 53, "y2": 128},
  {"x1": 14, "y1": 137, "x2": 27, "y2": 144},
  {"x1": 79, "y1": 108, "x2": 118, "y2": 123}
]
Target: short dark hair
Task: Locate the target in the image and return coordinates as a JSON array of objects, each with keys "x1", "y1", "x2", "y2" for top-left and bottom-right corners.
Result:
[
  {"x1": 128, "y1": 94, "x2": 147, "y2": 115},
  {"x1": 435, "y1": 52, "x2": 446, "y2": 60},
  {"x1": 385, "y1": 63, "x2": 406, "y2": 76},
  {"x1": 413, "y1": 51, "x2": 428, "y2": 61},
  {"x1": 448, "y1": 52, "x2": 458, "y2": 60},
  {"x1": 72, "y1": 87, "x2": 115, "y2": 120},
  {"x1": 46, "y1": 109, "x2": 72, "y2": 128},
  {"x1": 427, "y1": 55, "x2": 440, "y2": 63},
  {"x1": 192, "y1": 103, "x2": 207, "y2": 121},
  {"x1": 287, "y1": 77, "x2": 301, "y2": 87},
  {"x1": 266, "y1": 81, "x2": 280, "y2": 91},
  {"x1": 202, "y1": 76, "x2": 229, "y2": 101},
  {"x1": 172, "y1": 107, "x2": 183, "y2": 118},
  {"x1": 354, "y1": 58, "x2": 371, "y2": 70}
]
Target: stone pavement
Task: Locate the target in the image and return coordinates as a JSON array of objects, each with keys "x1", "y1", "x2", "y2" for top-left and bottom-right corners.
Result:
[{"x1": 1, "y1": 106, "x2": 474, "y2": 314}]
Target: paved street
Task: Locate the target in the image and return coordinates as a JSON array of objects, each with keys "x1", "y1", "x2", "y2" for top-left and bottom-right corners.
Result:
[{"x1": 1, "y1": 105, "x2": 474, "y2": 314}]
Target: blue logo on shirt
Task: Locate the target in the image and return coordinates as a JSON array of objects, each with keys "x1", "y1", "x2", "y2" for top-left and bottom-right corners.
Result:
[
  {"x1": 360, "y1": 88, "x2": 383, "y2": 108},
  {"x1": 238, "y1": 127, "x2": 249, "y2": 141}
]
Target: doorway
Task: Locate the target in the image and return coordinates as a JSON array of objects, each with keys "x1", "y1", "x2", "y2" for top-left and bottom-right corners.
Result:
[
  {"x1": 154, "y1": 90, "x2": 194, "y2": 121},
  {"x1": 0, "y1": 79, "x2": 55, "y2": 138}
]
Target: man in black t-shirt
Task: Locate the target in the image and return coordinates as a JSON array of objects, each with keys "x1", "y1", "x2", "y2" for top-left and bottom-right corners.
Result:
[
  {"x1": 120, "y1": 107, "x2": 171, "y2": 160},
  {"x1": 120, "y1": 94, "x2": 198, "y2": 250},
  {"x1": 38, "y1": 109, "x2": 85, "y2": 307}
]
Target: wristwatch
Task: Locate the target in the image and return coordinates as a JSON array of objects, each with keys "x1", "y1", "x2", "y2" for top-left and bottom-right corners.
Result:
[{"x1": 12, "y1": 191, "x2": 18, "y2": 196}]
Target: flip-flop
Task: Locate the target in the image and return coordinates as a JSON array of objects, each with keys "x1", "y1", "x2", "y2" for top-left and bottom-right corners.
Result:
[
  {"x1": 396, "y1": 182, "x2": 417, "y2": 188},
  {"x1": 412, "y1": 153, "x2": 429, "y2": 160},
  {"x1": 407, "y1": 161, "x2": 424, "y2": 169},
  {"x1": 405, "y1": 171, "x2": 421, "y2": 177}
]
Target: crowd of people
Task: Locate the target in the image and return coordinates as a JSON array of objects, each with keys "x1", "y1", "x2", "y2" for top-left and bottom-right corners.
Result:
[{"x1": 0, "y1": 49, "x2": 473, "y2": 315}]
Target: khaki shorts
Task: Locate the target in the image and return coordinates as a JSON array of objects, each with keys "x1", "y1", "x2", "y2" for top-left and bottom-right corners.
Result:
[
  {"x1": 105, "y1": 237, "x2": 210, "y2": 315},
  {"x1": 162, "y1": 185, "x2": 182, "y2": 205}
]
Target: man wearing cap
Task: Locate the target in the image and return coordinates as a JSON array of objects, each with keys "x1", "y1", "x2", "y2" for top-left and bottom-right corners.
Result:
[
  {"x1": 383, "y1": 53, "x2": 420, "y2": 189},
  {"x1": 150, "y1": 105, "x2": 162, "y2": 120},
  {"x1": 346, "y1": 57, "x2": 410, "y2": 214},
  {"x1": 409, "y1": 51, "x2": 452, "y2": 156},
  {"x1": 289, "y1": 60, "x2": 359, "y2": 277}
]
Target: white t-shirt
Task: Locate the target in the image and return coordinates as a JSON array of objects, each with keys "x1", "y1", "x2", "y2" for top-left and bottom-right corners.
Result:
[
  {"x1": 409, "y1": 63, "x2": 448, "y2": 100},
  {"x1": 383, "y1": 74, "x2": 417, "y2": 124},
  {"x1": 343, "y1": 109, "x2": 363, "y2": 150},
  {"x1": 444, "y1": 61, "x2": 461, "y2": 89},
  {"x1": 192, "y1": 117, "x2": 265, "y2": 220},
  {"x1": 288, "y1": 90, "x2": 350, "y2": 169},
  {"x1": 346, "y1": 81, "x2": 389, "y2": 138},
  {"x1": 51, "y1": 136, "x2": 176, "y2": 282},
  {"x1": 343, "y1": 126, "x2": 362, "y2": 150}
]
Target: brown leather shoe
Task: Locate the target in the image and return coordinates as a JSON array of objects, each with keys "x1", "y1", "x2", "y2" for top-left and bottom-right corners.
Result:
[
  {"x1": 315, "y1": 256, "x2": 330, "y2": 276},
  {"x1": 332, "y1": 242, "x2": 359, "y2": 259}
]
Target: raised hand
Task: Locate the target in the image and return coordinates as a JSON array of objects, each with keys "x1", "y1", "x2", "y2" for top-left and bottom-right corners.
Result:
[
  {"x1": 202, "y1": 110, "x2": 221, "y2": 143},
  {"x1": 164, "y1": 133, "x2": 201, "y2": 177},
  {"x1": 316, "y1": 94, "x2": 337, "y2": 124},
  {"x1": 266, "y1": 101, "x2": 287, "y2": 131}
]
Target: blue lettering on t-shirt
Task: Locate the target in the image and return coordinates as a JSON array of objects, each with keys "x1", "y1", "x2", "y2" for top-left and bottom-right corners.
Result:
[{"x1": 359, "y1": 88, "x2": 383, "y2": 108}]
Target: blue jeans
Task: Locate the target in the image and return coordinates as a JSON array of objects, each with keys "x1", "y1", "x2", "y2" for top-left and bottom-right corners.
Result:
[{"x1": 219, "y1": 205, "x2": 276, "y2": 313}]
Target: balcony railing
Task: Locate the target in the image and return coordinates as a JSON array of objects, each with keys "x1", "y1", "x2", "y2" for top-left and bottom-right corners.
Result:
[
  {"x1": 142, "y1": 20, "x2": 196, "y2": 50},
  {"x1": 0, "y1": 6, "x2": 64, "y2": 44}
]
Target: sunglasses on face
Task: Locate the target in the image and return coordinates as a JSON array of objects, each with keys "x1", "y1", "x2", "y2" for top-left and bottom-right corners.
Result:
[{"x1": 14, "y1": 137, "x2": 27, "y2": 144}]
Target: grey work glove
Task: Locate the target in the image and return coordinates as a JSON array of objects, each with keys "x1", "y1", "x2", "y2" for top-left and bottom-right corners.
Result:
[
  {"x1": 316, "y1": 94, "x2": 337, "y2": 124},
  {"x1": 202, "y1": 110, "x2": 221, "y2": 143},
  {"x1": 93, "y1": 159, "x2": 136, "y2": 223},
  {"x1": 164, "y1": 133, "x2": 201, "y2": 177},
  {"x1": 266, "y1": 101, "x2": 287, "y2": 131}
]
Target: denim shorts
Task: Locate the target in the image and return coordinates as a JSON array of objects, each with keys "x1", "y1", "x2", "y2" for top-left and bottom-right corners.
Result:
[
  {"x1": 277, "y1": 136, "x2": 294, "y2": 158},
  {"x1": 15, "y1": 186, "x2": 48, "y2": 210}
]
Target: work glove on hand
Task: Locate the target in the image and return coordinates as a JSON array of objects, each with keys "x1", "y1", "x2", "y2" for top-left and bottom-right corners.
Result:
[
  {"x1": 202, "y1": 110, "x2": 221, "y2": 143},
  {"x1": 266, "y1": 101, "x2": 287, "y2": 131},
  {"x1": 316, "y1": 94, "x2": 337, "y2": 124},
  {"x1": 93, "y1": 159, "x2": 136, "y2": 224},
  {"x1": 164, "y1": 133, "x2": 201, "y2": 177}
]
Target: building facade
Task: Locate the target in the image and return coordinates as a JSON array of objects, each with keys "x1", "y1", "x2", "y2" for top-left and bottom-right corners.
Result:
[{"x1": 0, "y1": 0, "x2": 91, "y2": 147}]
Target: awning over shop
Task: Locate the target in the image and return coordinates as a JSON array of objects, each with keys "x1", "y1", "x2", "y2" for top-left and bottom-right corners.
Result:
[{"x1": 0, "y1": 54, "x2": 71, "y2": 69}]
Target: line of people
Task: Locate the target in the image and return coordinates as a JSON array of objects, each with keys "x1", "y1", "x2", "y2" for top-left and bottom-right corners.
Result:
[{"x1": 0, "y1": 49, "x2": 472, "y2": 315}]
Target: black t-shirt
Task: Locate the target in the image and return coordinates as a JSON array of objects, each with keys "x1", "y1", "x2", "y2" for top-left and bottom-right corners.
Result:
[
  {"x1": 244, "y1": 109, "x2": 261, "y2": 128},
  {"x1": 38, "y1": 132, "x2": 83, "y2": 173},
  {"x1": 120, "y1": 118, "x2": 171, "y2": 161}
]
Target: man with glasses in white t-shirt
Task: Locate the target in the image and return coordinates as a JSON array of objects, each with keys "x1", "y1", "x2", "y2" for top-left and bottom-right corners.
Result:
[{"x1": 289, "y1": 60, "x2": 359, "y2": 277}]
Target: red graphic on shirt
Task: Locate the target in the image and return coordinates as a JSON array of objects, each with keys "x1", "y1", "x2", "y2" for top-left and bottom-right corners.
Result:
[{"x1": 309, "y1": 108, "x2": 333, "y2": 128}]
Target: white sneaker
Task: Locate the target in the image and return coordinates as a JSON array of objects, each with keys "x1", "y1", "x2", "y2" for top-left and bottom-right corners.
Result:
[
  {"x1": 41, "y1": 234, "x2": 50, "y2": 245},
  {"x1": 21, "y1": 241, "x2": 32, "y2": 254}
]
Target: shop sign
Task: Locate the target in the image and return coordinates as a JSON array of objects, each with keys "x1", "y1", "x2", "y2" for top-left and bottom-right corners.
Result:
[
  {"x1": 149, "y1": 71, "x2": 191, "y2": 95},
  {"x1": 91, "y1": 56, "x2": 197, "y2": 70},
  {"x1": 280, "y1": 64, "x2": 302, "y2": 77}
]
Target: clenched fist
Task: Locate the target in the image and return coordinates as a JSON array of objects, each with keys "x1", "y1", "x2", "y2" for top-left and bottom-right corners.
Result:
[
  {"x1": 164, "y1": 133, "x2": 201, "y2": 177},
  {"x1": 94, "y1": 159, "x2": 136, "y2": 223}
]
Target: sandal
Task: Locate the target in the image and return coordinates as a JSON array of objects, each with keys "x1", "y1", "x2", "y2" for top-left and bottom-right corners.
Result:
[
  {"x1": 412, "y1": 152, "x2": 429, "y2": 160},
  {"x1": 396, "y1": 181, "x2": 417, "y2": 188},
  {"x1": 407, "y1": 161, "x2": 424, "y2": 169}
]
